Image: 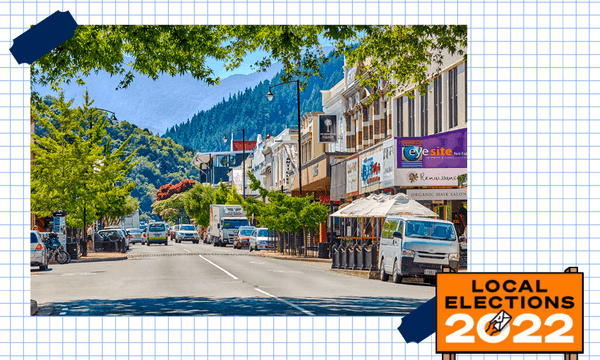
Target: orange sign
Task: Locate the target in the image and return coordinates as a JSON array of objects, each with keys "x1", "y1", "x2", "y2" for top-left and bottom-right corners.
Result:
[{"x1": 436, "y1": 273, "x2": 583, "y2": 354}]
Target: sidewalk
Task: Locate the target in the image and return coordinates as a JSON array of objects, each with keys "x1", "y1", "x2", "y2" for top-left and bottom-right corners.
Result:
[
  {"x1": 248, "y1": 250, "x2": 332, "y2": 263},
  {"x1": 66, "y1": 252, "x2": 128, "y2": 263}
]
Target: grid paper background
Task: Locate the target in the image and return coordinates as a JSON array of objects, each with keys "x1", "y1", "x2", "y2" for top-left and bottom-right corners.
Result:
[{"x1": 1, "y1": 0, "x2": 599, "y2": 359}]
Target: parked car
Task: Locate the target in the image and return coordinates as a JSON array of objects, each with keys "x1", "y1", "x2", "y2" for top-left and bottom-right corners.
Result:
[
  {"x1": 30, "y1": 230, "x2": 48, "y2": 271},
  {"x1": 176, "y1": 224, "x2": 199, "y2": 243},
  {"x1": 144, "y1": 222, "x2": 169, "y2": 246},
  {"x1": 171, "y1": 225, "x2": 179, "y2": 241},
  {"x1": 126, "y1": 228, "x2": 142, "y2": 244},
  {"x1": 234, "y1": 226, "x2": 255, "y2": 249},
  {"x1": 98, "y1": 227, "x2": 130, "y2": 252},
  {"x1": 248, "y1": 228, "x2": 274, "y2": 251},
  {"x1": 378, "y1": 216, "x2": 459, "y2": 285},
  {"x1": 203, "y1": 226, "x2": 211, "y2": 244}
]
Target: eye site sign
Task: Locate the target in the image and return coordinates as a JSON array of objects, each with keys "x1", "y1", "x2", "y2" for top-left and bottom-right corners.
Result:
[{"x1": 436, "y1": 273, "x2": 583, "y2": 354}]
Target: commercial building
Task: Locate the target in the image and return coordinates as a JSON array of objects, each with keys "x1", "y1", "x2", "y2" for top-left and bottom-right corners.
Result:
[{"x1": 328, "y1": 49, "x2": 468, "y2": 235}]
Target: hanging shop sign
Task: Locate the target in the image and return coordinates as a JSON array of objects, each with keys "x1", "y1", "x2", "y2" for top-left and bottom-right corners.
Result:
[
  {"x1": 397, "y1": 168, "x2": 468, "y2": 187},
  {"x1": 381, "y1": 138, "x2": 396, "y2": 188},
  {"x1": 346, "y1": 155, "x2": 359, "y2": 196},
  {"x1": 406, "y1": 189, "x2": 467, "y2": 200},
  {"x1": 318, "y1": 114, "x2": 337, "y2": 143},
  {"x1": 361, "y1": 150, "x2": 383, "y2": 188},
  {"x1": 397, "y1": 128, "x2": 467, "y2": 168}
]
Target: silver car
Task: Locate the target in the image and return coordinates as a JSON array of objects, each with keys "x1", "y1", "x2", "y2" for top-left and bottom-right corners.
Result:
[
  {"x1": 175, "y1": 224, "x2": 199, "y2": 244},
  {"x1": 248, "y1": 228, "x2": 274, "y2": 251},
  {"x1": 30, "y1": 230, "x2": 48, "y2": 271},
  {"x1": 126, "y1": 228, "x2": 142, "y2": 244}
]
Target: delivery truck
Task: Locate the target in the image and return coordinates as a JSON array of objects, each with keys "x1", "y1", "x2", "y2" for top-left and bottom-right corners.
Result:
[
  {"x1": 209, "y1": 205, "x2": 249, "y2": 247},
  {"x1": 122, "y1": 209, "x2": 140, "y2": 230}
]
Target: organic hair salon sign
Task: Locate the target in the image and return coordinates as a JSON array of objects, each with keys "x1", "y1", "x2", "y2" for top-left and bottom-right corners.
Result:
[{"x1": 397, "y1": 128, "x2": 467, "y2": 168}]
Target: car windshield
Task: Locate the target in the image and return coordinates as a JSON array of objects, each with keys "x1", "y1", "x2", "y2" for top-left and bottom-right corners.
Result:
[
  {"x1": 149, "y1": 224, "x2": 166, "y2": 232},
  {"x1": 405, "y1": 221, "x2": 456, "y2": 241},
  {"x1": 180, "y1": 225, "x2": 195, "y2": 231},
  {"x1": 240, "y1": 229, "x2": 253, "y2": 236},
  {"x1": 222, "y1": 219, "x2": 249, "y2": 229},
  {"x1": 258, "y1": 229, "x2": 273, "y2": 237}
]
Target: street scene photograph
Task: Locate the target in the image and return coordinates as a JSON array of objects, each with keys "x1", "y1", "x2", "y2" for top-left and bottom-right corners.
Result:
[{"x1": 29, "y1": 25, "x2": 468, "y2": 316}]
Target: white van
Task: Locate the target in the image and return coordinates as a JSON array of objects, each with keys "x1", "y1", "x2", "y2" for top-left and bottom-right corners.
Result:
[{"x1": 378, "y1": 216, "x2": 459, "y2": 285}]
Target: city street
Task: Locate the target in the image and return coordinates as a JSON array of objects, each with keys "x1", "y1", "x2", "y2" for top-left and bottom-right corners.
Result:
[{"x1": 31, "y1": 241, "x2": 434, "y2": 316}]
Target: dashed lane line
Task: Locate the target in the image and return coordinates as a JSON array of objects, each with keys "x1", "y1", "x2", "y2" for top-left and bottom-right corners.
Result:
[
  {"x1": 198, "y1": 255, "x2": 238, "y2": 280},
  {"x1": 254, "y1": 288, "x2": 314, "y2": 316}
]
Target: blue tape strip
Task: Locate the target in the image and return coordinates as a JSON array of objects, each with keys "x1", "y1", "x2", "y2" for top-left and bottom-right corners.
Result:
[
  {"x1": 398, "y1": 296, "x2": 437, "y2": 343},
  {"x1": 9, "y1": 10, "x2": 78, "y2": 65}
]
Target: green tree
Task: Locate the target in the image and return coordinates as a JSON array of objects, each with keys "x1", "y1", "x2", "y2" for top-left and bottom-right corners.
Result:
[
  {"x1": 32, "y1": 25, "x2": 466, "y2": 102},
  {"x1": 183, "y1": 183, "x2": 215, "y2": 227},
  {"x1": 152, "y1": 193, "x2": 188, "y2": 224},
  {"x1": 226, "y1": 185, "x2": 244, "y2": 205},
  {"x1": 214, "y1": 182, "x2": 229, "y2": 205},
  {"x1": 31, "y1": 92, "x2": 138, "y2": 231}
]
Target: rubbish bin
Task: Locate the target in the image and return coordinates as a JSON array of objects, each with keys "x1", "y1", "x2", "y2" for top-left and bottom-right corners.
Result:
[{"x1": 318, "y1": 242, "x2": 330, "y2": 259}]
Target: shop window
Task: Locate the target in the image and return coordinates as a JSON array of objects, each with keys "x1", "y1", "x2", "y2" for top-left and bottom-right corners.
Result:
[
  {"x1": 449, "y1": 66, "x2": 458, "y2": 128},
  {"x1": 396, "y1": 97, "x2": 403, "y2": 137},
  {"x1": 434, "y1": 76, "x2": 443, "y2": 133},
  {"x1": 408, "y1": 92, "x2": 415, "y2": 137},
  {"x1": 420, "y1": 90, "x2": 428, "y2": 136}
]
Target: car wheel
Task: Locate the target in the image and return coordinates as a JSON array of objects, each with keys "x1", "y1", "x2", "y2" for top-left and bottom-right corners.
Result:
[
  {"x1": 380, "y1": 260, "x2": 389, "y2": 281},
  {"x1": 147, "y1": 242, "x2": 150, "y2": 246},
  {"x1": 392, "y1": 260, "x2": 403, "y2": 284},
  {"x1": 39, "y1": 264, "x2": 47, "y2": 271},
  {"x1": 249, "y1": 244, "x2": 253, "y2": 252}
]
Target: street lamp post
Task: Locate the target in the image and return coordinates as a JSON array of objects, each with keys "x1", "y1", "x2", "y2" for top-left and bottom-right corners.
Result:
[
  {"x1": 266, "y1": 80, "x2": 302, "y2": 197},
  {"x1": 222, "y1": 129, "x2": 246, "y2": 198}
]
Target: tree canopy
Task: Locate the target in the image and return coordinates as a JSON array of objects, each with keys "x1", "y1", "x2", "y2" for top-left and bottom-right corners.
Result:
[
  {"x1": 31, "y1": 91, "x2": 138, "y2": 228},
  {"x1": 32, "y1": 25, "x2": 467, "y2": 101}
]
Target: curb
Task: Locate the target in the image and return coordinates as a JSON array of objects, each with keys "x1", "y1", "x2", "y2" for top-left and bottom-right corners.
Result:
[
  {"x1": 249, "y1": 252, "x2": 332, "y2": 263},
  {"x1": 71, "y1": 256, "x2": 128, "y2": 263},
  {"x1": 328, "y1": 268, "x2": 381, "y2": 279}
]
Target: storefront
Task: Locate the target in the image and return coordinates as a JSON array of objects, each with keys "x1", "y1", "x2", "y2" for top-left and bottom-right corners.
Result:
[{"x1": 395, "y1": 127, "x2": 468, "y2": 235}]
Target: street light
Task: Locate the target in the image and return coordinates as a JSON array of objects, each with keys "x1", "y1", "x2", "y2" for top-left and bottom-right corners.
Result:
[
  {"x1": 97, "y1": 109, "x2": 118, "y2": 122},
  {"x1": 223, "y1": 129, "x2": 246, "y2": 198},
  {"x1": 266, "y1": 80, "x2": 302, "y2": 197}
]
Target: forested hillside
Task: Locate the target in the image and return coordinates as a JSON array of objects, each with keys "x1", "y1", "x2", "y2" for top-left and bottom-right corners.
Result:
[
  {"x1": 105, "y1": 121, "x2": 200, "y2": 220},
  {"x1": 163, "y1": 53, "x2": 345, "y2": 152}
]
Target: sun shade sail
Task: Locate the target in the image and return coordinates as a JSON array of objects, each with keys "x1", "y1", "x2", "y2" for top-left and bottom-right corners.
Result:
[{"x1": 330, "y1": 193, "x2": 438, "y2": 218}]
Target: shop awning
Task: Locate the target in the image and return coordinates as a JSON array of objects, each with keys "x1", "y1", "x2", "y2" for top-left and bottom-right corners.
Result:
[{"x1": 330, "y1": 193, "x2": 439, "y2": 218}]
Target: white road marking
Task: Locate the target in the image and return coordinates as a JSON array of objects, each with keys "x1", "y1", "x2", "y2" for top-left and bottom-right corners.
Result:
[
  {"x1": 183, "y1": 249, "x2": 191, "y2": 253},
  {"x1": 254, "y1": 288, "x2": 314, "y2": 316},
  {"x1": 198, "y1": 255, "x2": 238, "y2": 280}
]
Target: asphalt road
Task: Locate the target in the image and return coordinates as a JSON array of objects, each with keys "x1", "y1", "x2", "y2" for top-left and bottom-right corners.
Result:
[{"x1": 31, "y1": 241, "x2": 435, "y2": 316}]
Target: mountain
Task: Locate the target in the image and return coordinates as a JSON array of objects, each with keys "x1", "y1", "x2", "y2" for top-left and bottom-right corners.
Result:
[
  {"x1": 163, "y1": 53, "x2": 345, "y2": 153},
  {"x1": 32, "y1": 64, "x2": 284, "y2": 135}
]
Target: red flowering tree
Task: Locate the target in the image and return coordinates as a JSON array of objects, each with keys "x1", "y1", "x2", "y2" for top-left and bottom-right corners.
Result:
[{"x1": 156, "y1": 179, "x2": 196, "y2": 202}]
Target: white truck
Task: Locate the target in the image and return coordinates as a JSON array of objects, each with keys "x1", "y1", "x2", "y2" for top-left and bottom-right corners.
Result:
[
  {"x1": 209, "y1": 205, "x2": 249, "y2": 247},
  {"x1": 122, "y1": 209, "x2": 140, "y2": 230}
]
